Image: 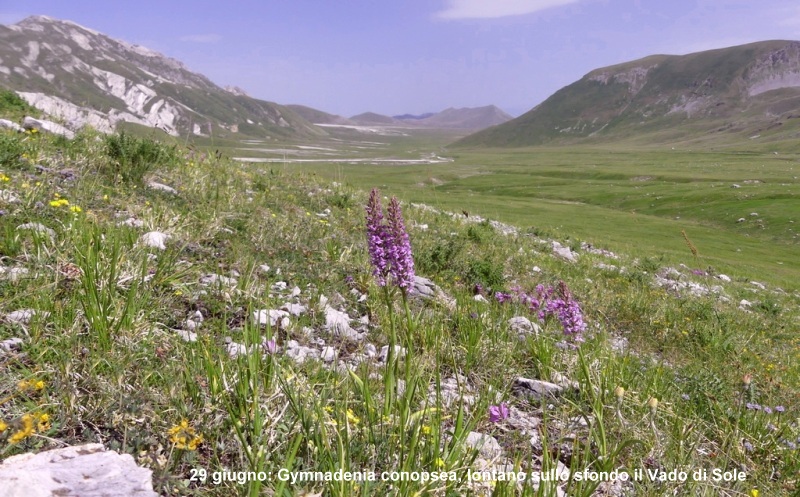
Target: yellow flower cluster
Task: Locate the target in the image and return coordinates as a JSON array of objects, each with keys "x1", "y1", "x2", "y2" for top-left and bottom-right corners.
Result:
[
  {"x1": 0, "y1": 173, "x2": 10, "y2": 182},
  {"x1": 17, "y1": 378, "x2": 46, "y2": 393},
  {"x1": 0, "y1": 412, "x2": 50, "y2": 445},
  {"x1": 49, "y1": 198, "x2": 70, "y2": 208},
  {"x1": 167, "y1": 420, "x2": 203, "y2": 451}
]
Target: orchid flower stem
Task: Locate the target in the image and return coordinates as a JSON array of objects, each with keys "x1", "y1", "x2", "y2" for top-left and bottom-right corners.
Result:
[{"x1": 382, "y1": 285, "x2": 397, "y2": 417}]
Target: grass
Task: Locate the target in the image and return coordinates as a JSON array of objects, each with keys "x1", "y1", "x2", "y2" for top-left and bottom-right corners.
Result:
[{"x1": 0, "y1": 124, "x2": 798, "y2": 496}]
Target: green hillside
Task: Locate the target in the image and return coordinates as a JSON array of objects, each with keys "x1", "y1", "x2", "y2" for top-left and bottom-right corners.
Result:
[{"x1": 455, "y1": 40, "x2": 800, "y2": 148}]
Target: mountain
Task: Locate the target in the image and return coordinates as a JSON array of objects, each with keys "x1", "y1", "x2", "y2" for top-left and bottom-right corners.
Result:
[
  {"x1": 393, "y1": 112, "x2": 435, "y2": 121},
  {"x1": 348, "y1": 106, "x2": 512, "y2": 129},
  {"x1": 0, "y1": 15, "x2": 321, "y2": 138},
  {"x1": 455, "y1": 40, "x2": 800, "y2": 147},
  {"x1": 286, "y1": 104, "x2": 354, "y2": 125},
  {"x1": 349, "y1": 112, "x2": 399, "y2": 125},
  {"x1": 416, "y1": 105, "x2": 512, "y2": 129}
]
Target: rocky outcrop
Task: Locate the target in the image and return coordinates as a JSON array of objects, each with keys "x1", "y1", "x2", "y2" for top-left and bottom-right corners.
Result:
[{"x1": 0, "y1": 443, "x2": 158, "y2": 497}]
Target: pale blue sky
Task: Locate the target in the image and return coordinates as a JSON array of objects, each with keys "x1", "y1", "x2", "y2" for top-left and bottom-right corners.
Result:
[{"x1": 3, "y1": 1, "x2": 800, "y2": 117}]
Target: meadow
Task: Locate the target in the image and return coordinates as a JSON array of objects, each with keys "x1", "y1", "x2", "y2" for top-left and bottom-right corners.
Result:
[{"x1": 0, "y1": 101, "x2": 798, "y2": 496}]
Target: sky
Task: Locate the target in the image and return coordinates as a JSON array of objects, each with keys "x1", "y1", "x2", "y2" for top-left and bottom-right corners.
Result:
[{"x1": 3, "y1": 0, "x2": 800, "y2": 117}]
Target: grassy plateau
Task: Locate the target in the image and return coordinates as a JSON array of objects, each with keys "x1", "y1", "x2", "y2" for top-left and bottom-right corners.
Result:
[{"x1": 0, "y1": 96, "x2": 798, "y2": 496}]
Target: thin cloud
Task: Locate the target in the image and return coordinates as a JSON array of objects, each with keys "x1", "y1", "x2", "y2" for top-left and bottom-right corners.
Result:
[
  {"x1": 179, "y1": 33, "x2": 221, "y2": 43},
  {"x1": 435, "y1": 0, "x2": 581, "y2": 20}
]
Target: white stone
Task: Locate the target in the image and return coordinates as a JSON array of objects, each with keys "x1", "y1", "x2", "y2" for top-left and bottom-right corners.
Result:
[
  {"x1": 253, "y1": 309, "x2": 290, "y2": 327},
  {"x1": 320, "y1": 346, "x2": 337, "y2": 362},
  {"x1": 281, "y1": 303, "x2": 306, "y2": 316},
  {"x1": 0, "y1": 118, "x2": 24, "y2": 132},
  {"x1": 120, "y1": 217, "x2": 145, "y2": 228},
  {"x1": 0, "y1": 266, "x2": 30, "y2": 282},
  {"x1": 175, "y1": 329, "x2": 197, "y2": 342},
  {"x1": 379, "y1": 345, "x2": 407, "y2": 362},
  {"x1": 226, "y1": 342, "x2": 248, "y2": 358},
  {"x1": 0, "y1": 190, "x2": 21, "y2": 203},
  {"x1": 22, "y1": 116, "x2": 75, "y2": 139},
  {"x1": 6, "y1": 309, "x2": 48, "y2": 325},
  {"x1": 508, "y1": 316, "x2": 540, "y2": 337},
  {"x1": 0, "y1": 337, "x2": 24, "y2": 354},
  {"x1": 551, "y1": 241, "x2": 577, "y2": 263},
  {"x1": 139, "y1": 231, "x2": 169, "y2": 250},
  {"x1": 464, "y1": 432, "x2": 503, "y2": 459},
  {"x1": 473, "y1": 294, "x2": 488, "y2": 303},
  {"x1": 717, "y1": 274, "x2": 731, "y2": 282},
  {"x1": 199, "y1": 273, "x2": 238, "y2": 287},
  {"x1": 16, "y1": 222, "x2": 55, "y2": 241},
  {"x1": 0, "y1": 443, "x2": 157, "y2": 496},
  {"x1": 147, "y1": 181, "x2": 177, "y2": 194}
]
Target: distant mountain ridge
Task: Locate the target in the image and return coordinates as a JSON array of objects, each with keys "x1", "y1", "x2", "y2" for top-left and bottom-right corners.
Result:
[
  {"x1": 344, "y1": 105, "x2": 512, "y2": 130},
  {"x1": 456, "y1": 40, "x2": 800, "y2": 147},
  {"x1": 0, "y1": 15, "x2": 321, "y2": 138}
]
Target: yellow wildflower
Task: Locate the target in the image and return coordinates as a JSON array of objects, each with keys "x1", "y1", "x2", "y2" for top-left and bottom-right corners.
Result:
[
  {"x1": 70, "y1": 205, "x2": 82, "y2": 213},
  {"x1": 0, "y1": 173, "x2": 10, "y2": 182},
  {"x1": 435, "y1": 457, "x2": 445, "y2": 469},
  {"x1": 0, "y1": 420, "x2": 7, "y2": 433},
  {"x1": 167, "y1": 419, "x2": 203, "y2": 450},
  {"x1": 421, "y1": 425, "x2": 431, "y2": 435},
  {"x1": 8, "y1": 414, "x2": 35, "y2": 444},
  {"x1": 346, "y1": 409, "x2": 360, "y2": 425},
  {"x1": 17, "y1": 379, "x2": 46, "y2": 393},
  {"x1": 36, "y1": 413, "x2": 50, "y2": 432}
]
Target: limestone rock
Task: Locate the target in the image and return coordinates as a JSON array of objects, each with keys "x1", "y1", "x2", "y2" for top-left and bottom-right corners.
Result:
[
  {"x1": 22, "y1": 116, "x2": 75, "y2": 139},
  {"x1": 200, "y1": 273, "x2": 238, "y2": 287},
  {"x1": 16, "y1": 222, "x2": 56, "y2": 241},
  {"x1": 508, "y1": 316, "x2": 540, "y2": 338},
  {"x1": 0, "y1": 443, "x2": 158, "y2": 497},
  {"x1": 0, "y1": 190, "x2": 21, "y2": 203},
  {"x1": 0, "y1": 118, "x2": 24, "y2": 132},
  {"x1": 512, "y1": 377, "x2": 565, "y2": 400},
  {"x1": 551, "y1": 241, "x2": 577, "y2": 263},
  {"x1": 409, "y1": 275, "x2": 456, "y2": 309},
  {"x1": 464, "y1": 431, "x2": 503, "y2": 459},
  {"x1": 147, "y1": 181, "x2": 177, "y2": 194},
  {"x1": 6, "y1": 309, "x2": 49, "y2": 325},
  {"x1": 253, "y1": 309, "x2": 290, "y2": 328},
  {"x1": 139, "y1": 231, "x2": 169, "y2": 250},
  {"x1": 0, "y1": 337, "x2": 24, "y2": 355}
]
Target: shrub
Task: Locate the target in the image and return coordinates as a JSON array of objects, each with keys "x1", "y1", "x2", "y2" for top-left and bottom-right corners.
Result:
[{"x1": 103, "y1": 132, "x2": 179, "y2": 185}]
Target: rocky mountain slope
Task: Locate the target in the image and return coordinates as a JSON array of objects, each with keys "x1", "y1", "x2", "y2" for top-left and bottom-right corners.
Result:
[
  {"x1": 0, "y1": 15, "x2": 321, "y2": 138},
  {"x1": 456, "y1": 40, "x2": 800, "y2": 147}
]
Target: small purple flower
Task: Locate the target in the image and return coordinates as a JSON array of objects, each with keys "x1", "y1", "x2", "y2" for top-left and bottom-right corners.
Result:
[
  {"x1": 785, "y1": 441, "x2": 797, "y2": 450},
  {"x1": 386, "y1": 197, "x2": 415, "y2": 291},
  {"x1": 264, "y1": 339, "x2": 277, "y2": 354},
  {"x1": 488, "y1": 402, "x2": 510, "y2": 423},
  {"x1": 691, "y1": 269, "x2": 707, "y2": 276},
  {"x1": 746, "y1": 403, "x2": 761, "y2": 411},
  {"x1": 495, "y1": 291, "x2": 512, "y2": 303},
  {"x1": 763, "y1": 406, "x2": 773, "y2": 414},
  {"x1": 366, "y1": 189, "x2": 390, "y2": 287},
  {"x1": 681, "y1": 394, "x2": 690, "y2": 401},
  {"x1": 742, "y1": 440, "x2": 754, "y2": 452},
  {"x1": 469, "y1": 312, "x2": 479, "y2": 319},
  {"x1": 775, "y1": 405, "x2": 785, "y2": 413}
]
